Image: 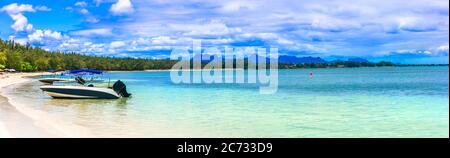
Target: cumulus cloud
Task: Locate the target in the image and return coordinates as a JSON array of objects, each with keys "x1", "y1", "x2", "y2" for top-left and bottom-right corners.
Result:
[
  {"x1": 110, "y1": 41, "x2": 126, "y2": 48},
  {"x1": 8, "y1": 35, "x2": 28, "y2": 45},
  {"x1": 0, "y1": 3, "x2": 52, "y2": 32},
  {"x1": 436, "y1": 45, "x2": 449, "y2": 52},
  {"x1": 9, "y1": 14, "x2": 34, "y2": 32},
  {"x1": 28, "y1": 29, "x2": 63, "y2": 42},
  {"x1": 85, "y1": 16, "x2": 99, "y2": 23},
  {"x1": 151, "y1": 36, "x2": 177, "y2": 45},
  {"x1": 75, "y1": 1, "x2": 88, "y2": 7},
  {"x1": 0, "y1": 3, "x2": 35, "y2": 32},
  {"x1": 70, "y1": 28, "x2": 113, "y2": 36},
  {"x1": 377, "y1": 44, "x2": 449, "y2": 57},
  {"x1": 0, "y1": 3, "x2": 67, "y2": 50},
  {"x1": 169, "y1": 20, "x2": 242, "y2": 36},
  {"x1": 219, "y1": 0, "x2": 259, "y2": 12},
  {"x1": 94, "y1": 0, "x2": 104, "y2": 6},
  {"x1": 311, "y1": 15, "x2": 362, "y2": 32},
  {"x1": 2, "y1": 0, "x2": 447, "y2": 62},
  {"x1": 70, "y1": 1, "x2": 100, "y2": 23},
  {"x1": 0, "y1": 3, "x2": 34, "y2": 14},
  {"x1": 110, "y1": 0, "x2": 134, "y2": 15},
  {"x1": 115, "y1": 0, "x2": 448, "y2": 58},
  {"x1": 431, "y1": 44, "x2": 449, "y2": 55},
  {"x1": 35, "y1": 6, "x2": 51, "y2": 11},
  {"x1": 80, "y1": 8, "x2": 89, "y2": 14}
]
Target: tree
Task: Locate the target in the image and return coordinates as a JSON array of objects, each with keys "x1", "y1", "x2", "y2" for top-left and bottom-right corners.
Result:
[
  {"x1": 6, "y1": 50, "x2": 22, "y2": 70},
  {"x1": 0, "y1": 50, "x2": 7, "y2": 69},
  {"x1": 0, "y1": 38, "x2": 401, "y2": 72}
]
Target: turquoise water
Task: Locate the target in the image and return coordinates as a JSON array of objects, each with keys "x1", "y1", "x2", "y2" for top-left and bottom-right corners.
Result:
[{"x1": 5, "y1": 67, "x2": 449, "y2": 137}]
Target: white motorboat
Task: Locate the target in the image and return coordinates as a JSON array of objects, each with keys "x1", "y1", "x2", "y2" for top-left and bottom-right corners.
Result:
[{"x1": 40, "y1": 78, "x2": 131, "y2": 99}]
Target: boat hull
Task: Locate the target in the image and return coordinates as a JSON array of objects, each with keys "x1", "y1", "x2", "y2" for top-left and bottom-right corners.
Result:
[
  {"x1": 39, "y1": 78, "x2": 72, "y2": 84},
  {"x1": 40, "y1": 85, "x2": 120, "y2": 99}
]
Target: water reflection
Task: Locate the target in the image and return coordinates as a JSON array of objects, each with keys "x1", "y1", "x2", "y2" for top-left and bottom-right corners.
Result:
[{"x1": 43, "y1": 97, "x2": 130, "y2": 109}]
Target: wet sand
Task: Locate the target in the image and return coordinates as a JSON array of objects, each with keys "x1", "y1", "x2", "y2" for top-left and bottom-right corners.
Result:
[
  {"x1": 0, "y1": 72, "x2": 58, "y2": 137},
  {"x1": 0, "y1": 95, "x2": 59, "y2": 137}
]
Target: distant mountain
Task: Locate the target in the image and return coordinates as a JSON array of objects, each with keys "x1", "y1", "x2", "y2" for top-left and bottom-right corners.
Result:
[
  {"x1": 278, "y1": 55, "x2": 327, "y2": 64},
  {"x1": 324, "y1": 55, "x2": 372, "y2": 63},
  {"x1": 191, "y1": 54, "x2": 224, "y2": 62},
  {"x1": 347, "y1": 57, "x2": 369, "y2": 63},
  {"x1": 190, "y1": 54, "x2": 328, "y2": 64}
]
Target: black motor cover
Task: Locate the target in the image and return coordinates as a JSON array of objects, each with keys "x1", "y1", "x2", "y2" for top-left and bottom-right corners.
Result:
[{"x1": 112, "y1": 80, "x2": 131, "y2": 97}]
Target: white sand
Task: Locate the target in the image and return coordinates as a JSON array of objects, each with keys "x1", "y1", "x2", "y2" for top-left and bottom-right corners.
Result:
[
  {"x1": 0, "y1": 108, "x2": 10, "y2": 137},
  {"x1": 1, "y1": 72, "x2": 40, "y2": 137},
  {"x1": 0, "y1": 72, "x2": 52, "y2": 137},
  {"x1": 0, "y1": 100, "x2": 9, "y2": 137},
  {"x1": 1, "y1": 72, "x2": 95, "y2": 138}
]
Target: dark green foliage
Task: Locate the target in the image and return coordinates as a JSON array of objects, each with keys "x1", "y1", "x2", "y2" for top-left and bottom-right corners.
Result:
[
  {"x1": 0, "y1": 39, "x2": 178, "y2": 72},
  {"x1": 279, "y1": 60, "x2": 396, "y2": 69},
  {"x1": 1, "y1": 39, "x2": 419, "y2": 72}
]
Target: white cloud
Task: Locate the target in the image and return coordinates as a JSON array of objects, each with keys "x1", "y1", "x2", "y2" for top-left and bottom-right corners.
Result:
[
  {"x1": 35, "y1": 6, "x2": 51, "y2": 11},
  {"x1": 28, "y1": 29, "x2": 63, "y2": 42},
  {"x1": 430, "y1": 44, "x2": 449, "y2": 56},
  {"x1": 85, "y1": 16, "x2": 99, "y2": 23},
  {"x1": 0, "y1": 3, "x2": 51, "y2": 32},
  {"x1": 9, "y1": 14, "x2": 33, "y2": 32},
  {"x1": 70, "y1": 28, "x2": 113, "y2": 36},
  {"x1": 377, "y1": 44, "x2": 449, "y2": 57},
  {"x1": 277, "y1": 38, "x2": 294, "y2": 45},
  {"x1": 1, "y1": 3, "x2": 68, "y2": 50},
  {"x1": 0, "y1": 3, "x2": 34, "y2": 14},
  {"x1": 436, "y1": 45, "x2": 449, "y2": 52},
  {"x1": 8, "y1": 36, "x2": 28, "y2": 45},
  {"x1": 219, "y1": 1, "x2": 259, "y2": 12},
  {"x1": 206, "y1": 38, "x2": 234, "y2": 44},
  {"x1": 59, "y1": 38, "x2": 82, "y2": 51},
  {"x1": 71, "y1": 1, "x2": 99, "y2": 23},
  {"x1": 151, "y1": 36, "x2": 176, "y2": 45},
  {"x1": 0, "y1": 3, "x2": 36, "y2": 32},
  {"x1": 80, "y1": 8, "x2": 89, "y2": 14},
  {"x1": 3, "y1": 0, "x2": 447, "y2": 61},
  {"x1": 395, "y1": 16, "x2": 439, "y2": 32},
  {"x1": 311, "y1": 15, "x2": 361, "y2": 32},
  {"x1": 238, "y1": 32, "x2": 295, "y2": 46},
  {"x1": 75, "y1": 1, "x2": 88, "y2": 7},
  {"x1": 110, "y1": 41, "x2": 126, "y2": 48},
  {"x1": 110, "y1": 0, "x2": 134, "y2": 15},
  {"x1": 169, "y1": 20, "x2": 242, "y2": 36},
  {"x1": 65, "y1": 7, "x2": 74, "y2": 11},
  {"x1": 15, "y1": 38, "x2": 29, "y2": 45},
  {"x1": 94, "y1": 0, "x2": 104, "y2": 6}
]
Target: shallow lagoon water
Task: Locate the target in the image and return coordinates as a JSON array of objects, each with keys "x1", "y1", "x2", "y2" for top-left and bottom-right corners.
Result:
[{"x1": 4, "y1": 66, "x2": 449, "y2": 137}]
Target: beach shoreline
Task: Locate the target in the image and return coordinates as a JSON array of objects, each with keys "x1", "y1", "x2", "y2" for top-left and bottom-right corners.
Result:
[{"x1": 0, "y1": 72, "x2": 71, "y2": 138}]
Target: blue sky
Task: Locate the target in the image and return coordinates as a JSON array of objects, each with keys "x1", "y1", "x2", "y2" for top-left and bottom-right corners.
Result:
[{"x1": 0, "y1": 0, "x2": 448, "y2": 64}]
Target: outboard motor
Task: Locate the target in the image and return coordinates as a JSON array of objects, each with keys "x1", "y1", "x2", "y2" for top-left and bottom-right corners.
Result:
[{"x1": 112, "y1": 80, "x2": 131, "y2": 97}]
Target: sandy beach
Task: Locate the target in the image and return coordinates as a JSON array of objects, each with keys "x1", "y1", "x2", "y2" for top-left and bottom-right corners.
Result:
[{"x1": 0, "y1": 72, "x2": 58, "y2": 137}]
